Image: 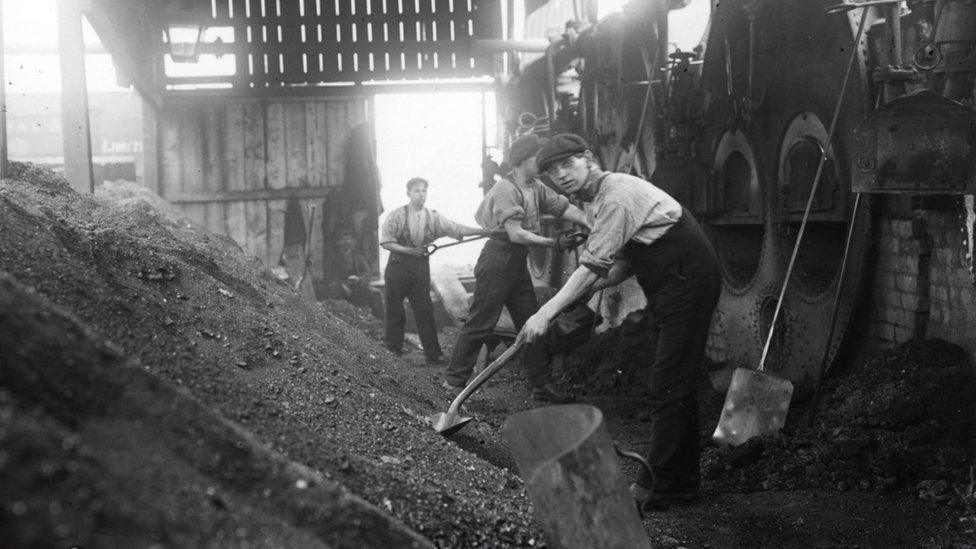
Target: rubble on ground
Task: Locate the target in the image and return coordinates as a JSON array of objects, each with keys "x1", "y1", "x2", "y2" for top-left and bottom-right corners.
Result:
[{"x1": 701, "y1": 339, "x2": 975, "y2": 505}]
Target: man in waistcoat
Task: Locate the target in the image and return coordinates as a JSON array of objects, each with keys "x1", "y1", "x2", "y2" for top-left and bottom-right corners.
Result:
[
  {"x1": 380, "y1": 177, "x2": 485, "y2": 365},
  {"x1": 443, "y1": 133, "x2": 591, "y2": 403},
  {"x1": 518, "y1": 133, "x2": 722, "y2": 511}
]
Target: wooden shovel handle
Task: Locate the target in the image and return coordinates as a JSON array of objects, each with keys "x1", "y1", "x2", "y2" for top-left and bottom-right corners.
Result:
[{"x1": 446, "y1": 340, "x2": 524, "y2": 414}]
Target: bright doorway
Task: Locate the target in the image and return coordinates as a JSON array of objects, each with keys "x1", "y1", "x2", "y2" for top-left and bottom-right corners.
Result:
[{"x1": 373, "y1": 91, "x2": 498, "y2": 276}]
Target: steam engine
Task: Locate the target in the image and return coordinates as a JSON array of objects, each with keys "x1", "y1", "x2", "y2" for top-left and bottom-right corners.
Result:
[{"x1": 505, "y1": 0, "x2": 976, "y2": 394}]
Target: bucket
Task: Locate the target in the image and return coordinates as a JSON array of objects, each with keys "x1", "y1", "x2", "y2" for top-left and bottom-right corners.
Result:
[{"x1": 503, "y1": 404, "x2": 650, "y2": 549}]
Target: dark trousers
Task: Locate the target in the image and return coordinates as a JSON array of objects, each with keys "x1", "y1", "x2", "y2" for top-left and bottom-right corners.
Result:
[
  {"x1": 626, "y1": 211, "x2": 722, "y2": 493},
  {"x1": 384, "y1": 255, "x2": 441, "y2": 359},
  {"x1": 445, "y1": 239, "x2": 550, "y2": 388}
]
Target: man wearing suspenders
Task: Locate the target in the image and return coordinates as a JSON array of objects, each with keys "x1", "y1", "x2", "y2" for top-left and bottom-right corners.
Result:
[
  {"x1": 380, "y1": 177, "x2": 485, "y2": 364},
  {"x1": 519, "y1": 133, "x2": 722, "y2": 511}
]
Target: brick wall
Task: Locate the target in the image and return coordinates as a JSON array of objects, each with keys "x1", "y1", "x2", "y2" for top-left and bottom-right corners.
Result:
[{"x1": 868, "y1": 196, "x2": 976, "y2": 358}]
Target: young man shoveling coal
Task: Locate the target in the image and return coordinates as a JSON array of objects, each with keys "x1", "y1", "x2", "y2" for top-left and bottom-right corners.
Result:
[
  {"x1": 516, "y1": 133, "x2": 722, "y2": 511},
  {"x1": 443, "y1": 133, "x2": 591, "y2": 404}
]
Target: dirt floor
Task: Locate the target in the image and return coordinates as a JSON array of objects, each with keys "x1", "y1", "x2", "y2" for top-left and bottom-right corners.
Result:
[{"x1": 2, "y1": 163, "x2": 976, "y2": 548}]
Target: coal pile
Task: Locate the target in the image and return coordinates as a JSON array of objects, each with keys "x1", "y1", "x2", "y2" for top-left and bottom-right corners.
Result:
[
  {"x1": 0, "y1": 163, "x2": 542, "y2": 547},
  {"x1": 557, "y1": 311, "x2": 659, "y2": 397},
  {"x1": 702, "y1": 339, "x2": 976, "y2": 505}
]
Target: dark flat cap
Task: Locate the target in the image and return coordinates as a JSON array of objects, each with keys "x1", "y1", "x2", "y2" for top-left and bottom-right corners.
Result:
[
  {"x1": 537, "y1": 133, "x2": 589, "y2": 171},
  {"x1": 507, "y1": 133, "x2": 548, "y2": 167}
]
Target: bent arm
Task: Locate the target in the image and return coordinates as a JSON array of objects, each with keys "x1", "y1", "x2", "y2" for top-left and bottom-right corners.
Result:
[
  {"x1": 458, "y1": 224, "x2": 489, "y2": 238},
  {"x1": 559, "y1": 204, "x2": 592, "y2": 231},
  {"x1": 503, "y1": 218, "x2": 556, "y2": 248},
  {"x1": 536, "y1": 266, "x2": 601, "y2": 321},
  {"x1": 381, "y1": 242, "x2": 424, "y2": 256},
  {"x1": 592, "y1": 259, "x2": 632, "y2": 292}
]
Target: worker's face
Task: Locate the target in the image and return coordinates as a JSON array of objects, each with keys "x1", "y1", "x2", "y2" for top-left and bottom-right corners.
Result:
[
  {"x1": 522, "y1": 155, "x2": 540, "y2": 178},
  {"x1": 546, "y1": 153, "x2": 589, "y2": 195},
  {"x1": 407, "y1": 184, "x2": 427, "y2": 208},
  {"x1": 338, "y1": 234, "x2": 356, "y2": 250}
]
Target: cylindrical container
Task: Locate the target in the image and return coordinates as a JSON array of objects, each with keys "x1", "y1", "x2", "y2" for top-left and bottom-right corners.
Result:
[{"x1": 503, "y1": 404, "x2": 650, "y2": 549}]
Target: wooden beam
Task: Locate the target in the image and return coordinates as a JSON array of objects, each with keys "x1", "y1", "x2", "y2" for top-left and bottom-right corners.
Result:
[
  {"x1": 0, "y1": 0, "x2": 8, "y2": 179},
  {"x1": 167, "y1": 186, "x2": 341, "y2": 205},
  {"x1": 85, "y1": 0, "x2": 162, "y2": 109},
  {"x1": 162, "y1": 79, "x2": 495, "y2": 101},
  {"x1": 57, "y1": 0, "x2": 95, "y2": 194},
  {"x1": 141, "y1": 96, "x2": 160, "y2": 194}
]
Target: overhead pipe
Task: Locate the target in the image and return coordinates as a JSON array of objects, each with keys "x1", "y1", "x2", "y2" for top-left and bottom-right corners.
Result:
[{"x1": 472, "y1": 39, "x2": 552, "y2": 53}]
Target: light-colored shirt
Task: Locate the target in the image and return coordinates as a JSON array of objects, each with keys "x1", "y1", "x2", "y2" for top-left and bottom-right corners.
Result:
[
  {"x1": 474, "y1": 177, "x2": 570, "y2": 235},
  {"x1": 406, "y1": 207, "x2": 428, "y2": 247},
  {"x1": 578, "y1": 171, "x2": 683, "y2": 277},
  {"x1": 380, "y1": 205, "x2": 467, "y2": 246}
]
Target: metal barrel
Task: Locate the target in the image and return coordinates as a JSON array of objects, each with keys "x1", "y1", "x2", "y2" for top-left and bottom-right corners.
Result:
[{"x1": 503, "y1": 404, "x2": 650, "y2": 549}]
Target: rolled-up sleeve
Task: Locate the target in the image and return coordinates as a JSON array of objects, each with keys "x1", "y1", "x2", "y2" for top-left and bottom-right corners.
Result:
[
  {"x1": 380, "y1": 208, "x2": 403, "y2": 245},
  {"x1": 539, "y1": 184, "x2": 570, "y2": 218},
  {"x1": 578, "y1": 201, "x2": 635, "y2": 277},
  {"x1": 488, "y1": 181, "x2": 526, "y2": 228}
]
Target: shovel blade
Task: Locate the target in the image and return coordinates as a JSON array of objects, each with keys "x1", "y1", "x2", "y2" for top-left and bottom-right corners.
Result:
[
  {"x1": 712, "y1": 367, "x2": 794, "y2": 447},
  {"x1": 431, "y1": 411, "x2": 472, "y2": 436}
]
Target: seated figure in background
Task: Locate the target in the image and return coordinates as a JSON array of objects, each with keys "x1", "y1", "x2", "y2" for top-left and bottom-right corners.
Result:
[{"x1": 327, "y1": 229, "x2": 383, "y2": 317}]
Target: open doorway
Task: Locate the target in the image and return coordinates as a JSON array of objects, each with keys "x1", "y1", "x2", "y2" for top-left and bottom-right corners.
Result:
[{"x1": 373, "y1": 90, "x2": 498, "y2": 278}]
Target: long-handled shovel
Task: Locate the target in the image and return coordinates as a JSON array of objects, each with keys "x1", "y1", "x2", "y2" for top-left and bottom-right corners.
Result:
[
  {"x1": 712, "y1": 3, "x2": 870, "y2": 447},
  {"x1": 423, "y1": 235, "x2": 488, "y2": 256},
  {"x1": 431, "y1": 340, "x2": 523, "y2": 436}
]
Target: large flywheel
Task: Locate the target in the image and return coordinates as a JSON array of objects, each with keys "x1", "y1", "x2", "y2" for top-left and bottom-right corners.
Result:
[{"x1": 699, "y1": 0, "x2": 874, "y2": 395}]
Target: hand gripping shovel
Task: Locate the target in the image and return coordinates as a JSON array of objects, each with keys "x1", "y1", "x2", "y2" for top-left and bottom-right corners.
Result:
[
  {"x1": 712, "y1": 5, "x2": 870, "y2": 447},
  {"x1": 431, "y1": 340, "x2": 523, "y2": 436}
]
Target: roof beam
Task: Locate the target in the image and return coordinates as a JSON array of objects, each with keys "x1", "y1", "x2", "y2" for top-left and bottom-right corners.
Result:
[{"x1": 85, "y1": 0, "x2": 162, "y2": 108}]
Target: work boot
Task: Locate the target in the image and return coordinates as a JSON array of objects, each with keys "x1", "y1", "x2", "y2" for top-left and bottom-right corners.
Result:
[
  {"x1": 630, "y1": 482, "x2": 701, "y2": 512},
  {"x1": 441, "y1": 380, "x2": 464, "y2": 399},
  {"x1": 425, "y1": 353, "x2": 446, "y2": 366},
  {"x1": 532, "y1": 382, "x2": 575, "y2": 404}
]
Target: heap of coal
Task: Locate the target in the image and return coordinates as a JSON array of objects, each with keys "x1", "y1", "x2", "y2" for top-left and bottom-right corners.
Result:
[
  {"x1": 702, "y1": 339, "x2": 976, "y2": 505},
  {"x1": 0, "y1": 163, "x2": 541, "y2": 548}
]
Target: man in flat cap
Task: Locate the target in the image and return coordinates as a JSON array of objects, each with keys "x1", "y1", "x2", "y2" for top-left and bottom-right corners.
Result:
[
  {"x1": 518, "y1": 133, "x2": 721, "y2": 511},
  {"x1": 443, "y1": 133, "x2": 591, "y2": 403}
]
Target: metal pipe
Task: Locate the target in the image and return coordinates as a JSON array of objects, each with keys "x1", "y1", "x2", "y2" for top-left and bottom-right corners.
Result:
[
  {"x1": 546, "y1": 44, "x2": 558, "y2": 122},
  {"x1": 472, "y1": 38, "x2": 551, "y2": 53},
  {"x1": 887, "y1": 2, "x2": 903, "y2": 66}
]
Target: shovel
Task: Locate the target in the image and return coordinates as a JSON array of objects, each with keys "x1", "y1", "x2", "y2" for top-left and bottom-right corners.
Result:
[
  {"x1": 713, "y1": 6, "x2": 870, "y2": 447},
  {"x1": 423, "y1": 235, "x2": 488, "y2": 256},
  {"x1": 431, "y1": 340, "x2": 523, "y2": 436}
]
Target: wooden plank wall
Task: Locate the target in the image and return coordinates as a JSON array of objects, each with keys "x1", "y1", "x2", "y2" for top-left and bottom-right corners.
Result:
[{"x1": 159, "y1": 97, "x2": 370, "y2": 283}]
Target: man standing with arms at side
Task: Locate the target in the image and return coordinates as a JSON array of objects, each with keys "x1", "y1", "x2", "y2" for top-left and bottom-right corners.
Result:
[
  {"x1": 443, "y1": 133, "x2": 591, "y2": 403},
  {"x1": 518, "y1": 133, "x2": 721, "y2": 512},
  {"x1": 381, "y1": 177, "x2": 485, "y2": 365}
]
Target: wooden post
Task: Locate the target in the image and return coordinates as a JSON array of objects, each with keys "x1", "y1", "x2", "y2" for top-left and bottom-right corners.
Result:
[
  {"x1": 57, "y1": 0, "x2": 95, "y2": 193},
  {"x1": 0, "y1": 0, "x2": 8, "y2": 179},
  {"x1": 141, "y1": 96, "x2": 160, "y2": 194}
]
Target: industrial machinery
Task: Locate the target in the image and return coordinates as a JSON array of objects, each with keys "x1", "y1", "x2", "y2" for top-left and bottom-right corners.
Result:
[{"x1": 505, "y1": 0, "x2": 976, "y2": 394}]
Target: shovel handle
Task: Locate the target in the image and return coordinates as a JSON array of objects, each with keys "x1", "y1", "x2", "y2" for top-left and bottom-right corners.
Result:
[
  {"x1": 424, "y1": 235, "x2": 488, "y2": 256},
  {"x1": 446, "y1": 340, "x2": 524, "y2": 414}
]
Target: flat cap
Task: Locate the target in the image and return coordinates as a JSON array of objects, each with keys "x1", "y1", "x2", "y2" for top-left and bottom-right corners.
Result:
[
  {"x1": 536, "y1": 133, "x2": 589, "y2": 171},
  {"x1": 507, "y1": 133, "x2": 548, "y2": 167}
]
